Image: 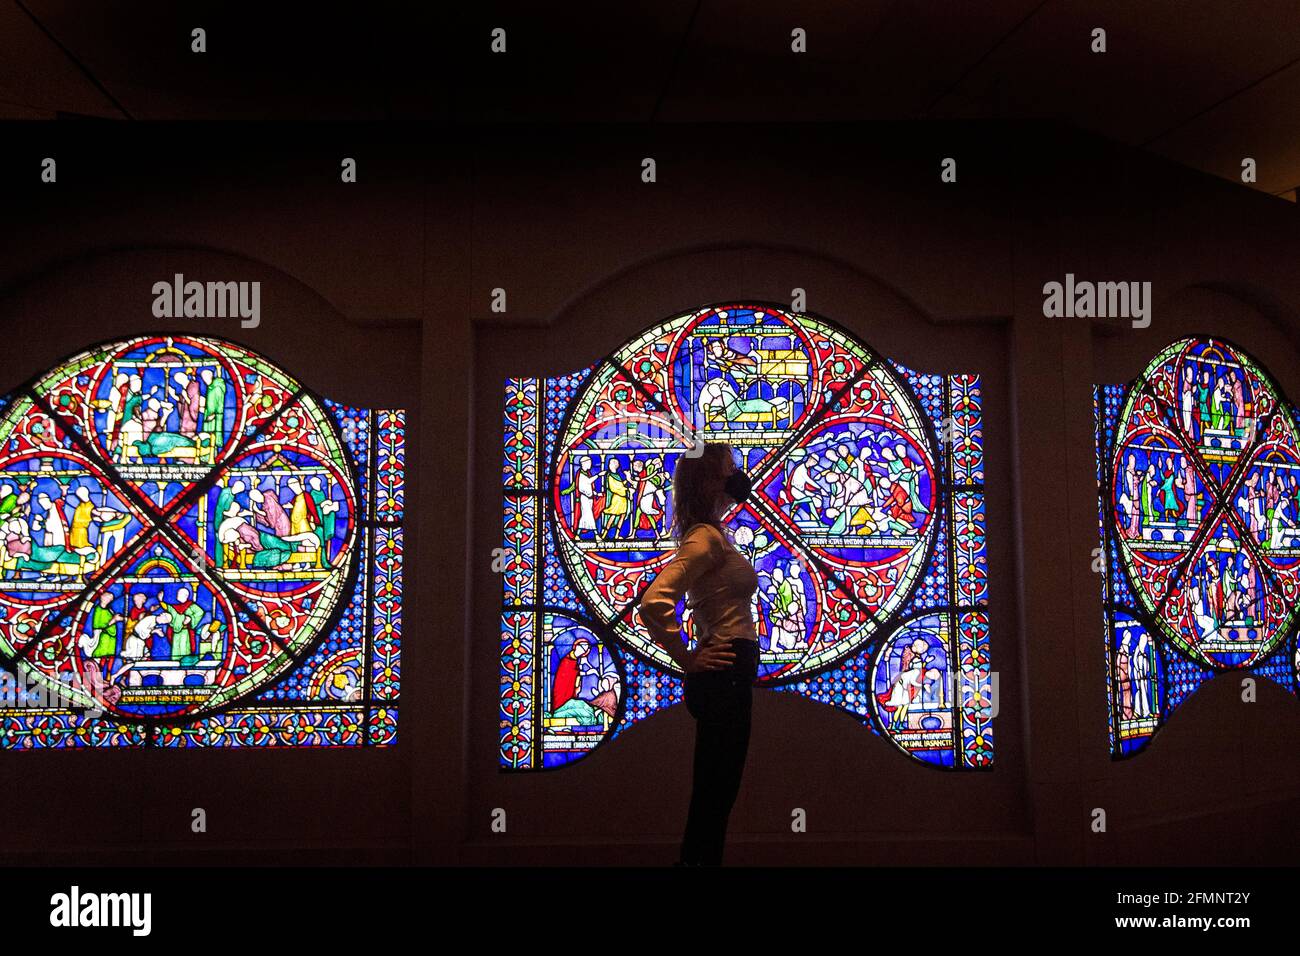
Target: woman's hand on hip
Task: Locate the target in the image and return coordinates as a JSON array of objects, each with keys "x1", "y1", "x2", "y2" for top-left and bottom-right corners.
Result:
[{"x1": 686, "y1": 640, "x2": 736, "y2": 673}]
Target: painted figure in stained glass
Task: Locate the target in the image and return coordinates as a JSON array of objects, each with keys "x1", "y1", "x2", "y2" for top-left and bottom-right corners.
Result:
[{"x1": 542, "y1": 617, "x2": 620, "y2": 762}]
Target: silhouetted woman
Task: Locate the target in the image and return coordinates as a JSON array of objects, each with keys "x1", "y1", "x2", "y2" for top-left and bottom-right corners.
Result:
[{"x1": 638, "y1": 442, "x2": 759, "y2": 866}]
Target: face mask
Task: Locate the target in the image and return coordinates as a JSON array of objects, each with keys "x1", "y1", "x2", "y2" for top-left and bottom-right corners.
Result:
[{"x1": 724, "y1": 469, "x2": 752, "y2": 504}]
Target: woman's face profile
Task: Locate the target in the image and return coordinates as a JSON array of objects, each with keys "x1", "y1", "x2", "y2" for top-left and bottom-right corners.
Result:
[{"x1": 712, "y1": 453, "x2": 737, "y2": 499}]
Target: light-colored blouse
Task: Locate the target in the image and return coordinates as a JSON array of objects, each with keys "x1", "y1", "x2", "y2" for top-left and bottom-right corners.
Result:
[{"x1": 639, "y1": 522, "x2": 760, "y2": 651}]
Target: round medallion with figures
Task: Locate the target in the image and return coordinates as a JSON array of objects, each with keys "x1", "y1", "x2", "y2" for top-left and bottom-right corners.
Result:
[
  {"x1": 1110, "y1": 337, "x2": 1300, "y2": 668},
  {"x1": 550, "y1": 305, "x2": 939, "y2": 682},
  {"x1": 0, "y1": 335, "x2": 359, "y2": 721}
]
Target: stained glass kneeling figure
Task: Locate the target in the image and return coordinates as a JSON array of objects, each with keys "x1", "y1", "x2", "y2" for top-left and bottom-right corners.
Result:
[{"x1": 501, "y1": 303, "x2": 992, "y2": 770}]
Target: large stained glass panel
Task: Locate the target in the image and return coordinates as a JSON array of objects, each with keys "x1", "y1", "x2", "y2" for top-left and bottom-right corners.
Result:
[
  {"x1": 1096, "y1": 336, "x2": 1300, "y2": 756},
  {"x1": 500, "y1": 303, "x2": 992, "y2": 770},
  {"x1": 0, "y1": 334, "x2": 403, "y2": 748}
]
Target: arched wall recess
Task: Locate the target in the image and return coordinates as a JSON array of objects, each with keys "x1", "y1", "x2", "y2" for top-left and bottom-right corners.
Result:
[{"x1": 500, "y1": 302, "x2": 992, "y2": 771}]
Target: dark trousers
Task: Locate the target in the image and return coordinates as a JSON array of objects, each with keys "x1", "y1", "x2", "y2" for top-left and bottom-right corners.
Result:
[{"x1": 679, "y1": 639, "x2": 759, "y2": 866}]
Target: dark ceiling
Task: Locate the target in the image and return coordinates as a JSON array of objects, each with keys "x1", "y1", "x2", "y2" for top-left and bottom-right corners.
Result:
[{"x1": 2, "y1": 1, "x2": 1298, "y2": 199}]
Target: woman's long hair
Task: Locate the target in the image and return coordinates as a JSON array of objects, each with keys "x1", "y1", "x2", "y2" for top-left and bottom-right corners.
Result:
[{"x1": 671, "y1": 442, "x2": 734, "y2": 542}]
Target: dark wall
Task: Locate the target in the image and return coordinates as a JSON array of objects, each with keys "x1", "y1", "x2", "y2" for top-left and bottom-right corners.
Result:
[{"x1": 1, "y1": 122, "x2": 1298, "y2": 865}]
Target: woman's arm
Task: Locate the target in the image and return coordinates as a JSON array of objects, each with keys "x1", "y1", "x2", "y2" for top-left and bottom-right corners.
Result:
[{"x1": 638, "y1": 525, "x2": 735, "y2": 672}]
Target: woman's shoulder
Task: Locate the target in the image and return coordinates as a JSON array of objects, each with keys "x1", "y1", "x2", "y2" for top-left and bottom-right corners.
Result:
[
  {"x1": 682, "y1": 521, "x2": 726, "y2": 539},
  {"x1": 682, "y1": 522, "x2": 734, "y2": 552}
]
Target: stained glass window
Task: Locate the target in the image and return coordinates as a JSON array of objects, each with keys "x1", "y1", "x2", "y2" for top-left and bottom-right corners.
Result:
[
  {"x1": 0, "y1": 335, "x2": 403, "y2": 748},
  {"x1": 501, "y1": 304, "x2": 992, "y2": 770},
  {"x1": 1096, "y1": 336, "x2": 1299, "y2": 756}
]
